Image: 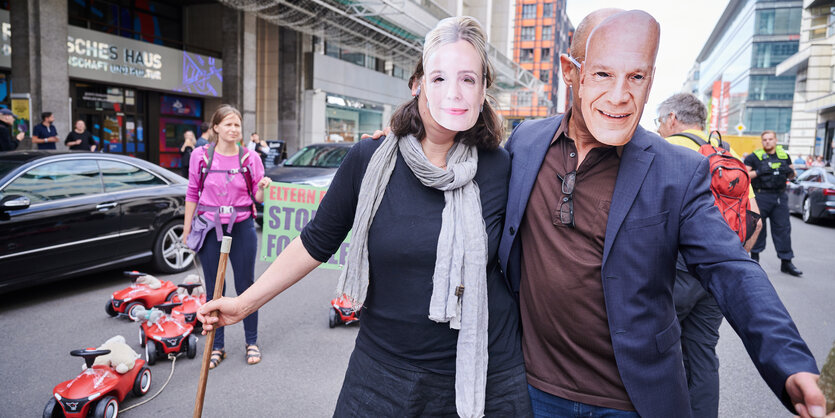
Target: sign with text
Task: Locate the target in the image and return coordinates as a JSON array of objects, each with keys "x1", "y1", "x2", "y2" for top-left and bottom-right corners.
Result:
[
  {"x1": 0, "y1": 11, "x2": 221, "y2": 96},
  {"x1": 260, "y1": 182, "x2": 350, "y2": 270}
]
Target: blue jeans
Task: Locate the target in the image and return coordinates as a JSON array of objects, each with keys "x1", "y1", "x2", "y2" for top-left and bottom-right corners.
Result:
[
  {"x1": 198, "y1": 217, "x2": 258, "y2": 349},
  {"x1": 528, "y1": 385, "x2": 639, "y2": 418}
]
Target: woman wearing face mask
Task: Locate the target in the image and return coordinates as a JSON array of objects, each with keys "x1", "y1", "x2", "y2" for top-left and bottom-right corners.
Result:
[
  {"x1": 198, "y1": 17, "x2": 529, "y2": 417},
  {"x1": 183, "y1": 105, "x2": 271, "y2": 369}
]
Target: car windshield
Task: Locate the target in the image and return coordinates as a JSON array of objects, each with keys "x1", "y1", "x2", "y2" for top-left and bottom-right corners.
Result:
[
  {"x1": 825, "y1": 172, "x2": 835, "y2": 184},
  {"x1": 283, "y1": 145, "x2": 349, "y2": 168}
]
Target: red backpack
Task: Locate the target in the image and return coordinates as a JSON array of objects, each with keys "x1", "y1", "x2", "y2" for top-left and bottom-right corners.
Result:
[{"x1": 674, "y1": 131, "x2": 751, "y2": 243}]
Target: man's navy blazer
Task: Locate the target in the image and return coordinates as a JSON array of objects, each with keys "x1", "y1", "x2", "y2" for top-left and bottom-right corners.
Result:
[{"x1": 498, "y1": 115, "x2": 818, "y2": 417}]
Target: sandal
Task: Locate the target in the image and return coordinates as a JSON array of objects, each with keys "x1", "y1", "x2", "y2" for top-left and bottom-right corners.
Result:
[
  {"x1": 209, "y1": 349, "x2": 226, "y2": 369},
  {"x1": 246, "y1": 344, "x2": 261, "y2": 365}
]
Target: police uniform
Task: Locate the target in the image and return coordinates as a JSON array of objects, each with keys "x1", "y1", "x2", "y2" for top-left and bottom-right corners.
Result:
[{"x1": 743, "y1": 146, "x2": 800, "y2": 274}]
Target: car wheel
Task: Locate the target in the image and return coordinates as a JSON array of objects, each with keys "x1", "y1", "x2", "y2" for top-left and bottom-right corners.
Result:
[
  {"x1": 802, "y1": 197, "x2": 816, "y2": 224},
  {"x1": 43, "y1": 397, "x2": 62, "y2": 418},
  {"x1": 132, "y1": 366, "x2": 152, "y2": 397},
  {"x1": 146, "y1": 342, "x2": 157, "y2": 366},
  {"x1": 92, "y1": 395, "x2": 118, "y2": 418},
  {"x1": 125, "y1": 302, "x2": 142, "y2": 321},
  {"x1": 139, "y1": 327, "x2": 146, "y2": 348},
  {"x1": 187, "y1": 334, "x2": 198, "y2": 359},
  {"x1": 152, "y1": 220, "x2": 193, "y2": 274},
  {"x1": 328, "y1": 308, "x2": 339, "y2": 328},
  {"x1": 105, "y1": 300, "x2": 117, "y2": 317}
]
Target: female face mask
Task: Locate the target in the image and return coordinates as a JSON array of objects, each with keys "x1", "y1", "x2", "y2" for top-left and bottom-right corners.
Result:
[{"x1": 421, "y1": 39, "x2": 486, "y2": 132}]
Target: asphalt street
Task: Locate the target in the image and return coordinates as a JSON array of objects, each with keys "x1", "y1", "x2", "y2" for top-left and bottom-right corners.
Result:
[{"x1": 0, "y1": 216, "x2": 832, "y2": 417}]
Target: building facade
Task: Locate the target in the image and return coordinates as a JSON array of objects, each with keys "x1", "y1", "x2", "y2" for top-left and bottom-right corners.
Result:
[
  {"x1": 4, "y1": 0, "x2": 540, "y2": 171},
  {"x1": 690, "y1": 0, "x2": 802, "y2": 143},
  {"x1": 501, "y1": 0, "x2": 572, "y2": 127},
  {"x1": 776, "y1": 0, "x2": 835, "y2": 160}
]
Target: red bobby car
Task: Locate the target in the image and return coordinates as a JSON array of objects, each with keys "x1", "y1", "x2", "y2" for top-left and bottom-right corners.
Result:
[
  {"x1": 136, "y1": 302, "x2": 197, "y2": 365},
  {"x1": 329, "y1": 294, "x2": 361, "y2": 328},
  {"x1": 170, "y1": 283, "x2": 206, "y2": 328},
  {"x1": 106, "y1": 271, "x2": 178, "y2": 321},
  {"x1": 44, "y1": 348, "x2": 151, "y2": 418}
]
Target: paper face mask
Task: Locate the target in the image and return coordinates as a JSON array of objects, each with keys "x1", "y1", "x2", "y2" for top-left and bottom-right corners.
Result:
[{"x1": 422, "y1": 39, "x2": 486, "y2": 132}]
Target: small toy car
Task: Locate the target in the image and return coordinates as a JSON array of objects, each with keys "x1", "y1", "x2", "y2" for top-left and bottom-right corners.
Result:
[
  {"x1": 135, "y1": 302, "x2": 198, "y2": 365},
  {"x1": 329, "y1": 294, "x2": 361, "y2": 328},
  {"x1": 170, "y1": 283, "x2": 206, "y2": 328},
  {"x1": 43, "y1": 348, "x2": 151, "y2": 418},
  {"x1": 106, "y1": 271, "x2": 178, "y2": 320}
]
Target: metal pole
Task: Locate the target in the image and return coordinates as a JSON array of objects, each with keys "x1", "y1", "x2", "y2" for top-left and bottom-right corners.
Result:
[{"x1": 193, "y1": 236, "x2": 232, "y2": 418}]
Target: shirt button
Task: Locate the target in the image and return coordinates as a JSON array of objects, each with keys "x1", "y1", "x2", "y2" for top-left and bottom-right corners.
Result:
[{"x1": 509, "y1": 226, "x2": 515, "y2": 235}]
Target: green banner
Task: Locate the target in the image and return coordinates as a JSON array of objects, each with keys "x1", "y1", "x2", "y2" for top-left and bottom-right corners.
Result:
[{"x1": 260, "y1": 181, "x2": 350, "y2": 270}]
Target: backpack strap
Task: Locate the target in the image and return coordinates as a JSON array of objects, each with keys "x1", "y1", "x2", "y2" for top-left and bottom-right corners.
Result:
[
  {"x1": 197, "y1": 144, "x2": 215, "y2": 198},
  {"x1": 238, "y1": 146, "x2": 257, "y2": 218},
  {"x1": 672, "y1": 132, "x2": 708, "y2": 147},
  {"x1": 708, "y1": 130, "x2": 725, "y2": 149}
]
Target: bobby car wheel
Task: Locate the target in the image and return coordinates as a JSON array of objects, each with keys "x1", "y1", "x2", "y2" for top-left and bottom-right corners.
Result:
[
  {"x1": 43, "y1": 398, "x2": 62, "y2": 418},
  {"x1": 328, "y1": 308, "x2": 340, "y2": 328},
  {"x1": 145, "y1": 342, "x2": 157, "y2": 366},
  {"x1": 105, "y1": 299, "x2": 117, "y2": 317},
  {"x1": 92, "y1": 395, "x2": 118, "y2": 418},
  {"x1": 132, "y1": 366, "x2": 152, "y2": 396},
  {"x1": 186, "y1": 334, "x2": 198, "y2": 359}
]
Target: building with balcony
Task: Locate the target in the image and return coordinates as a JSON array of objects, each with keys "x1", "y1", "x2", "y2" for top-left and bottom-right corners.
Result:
[
  {"x1": 690, "y1": 0, "x2": 802, "y2": 143},
  {"x1": 776, "y1": 0, "x2": 835, "y2": 160},
  {"x1": 501, "y1": 0, "x2": 572, "y2": 127},
  {"x1": 3, "y1": 0, "x2": 541, "y2": 170}
]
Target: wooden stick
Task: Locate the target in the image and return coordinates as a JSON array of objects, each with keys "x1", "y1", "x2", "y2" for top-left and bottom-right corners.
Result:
[{"x1": 193, "y1": 236, "x2": 233, "y2": 418}]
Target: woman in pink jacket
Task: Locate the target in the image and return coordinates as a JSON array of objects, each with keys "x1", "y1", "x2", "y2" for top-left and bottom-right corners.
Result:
[{"x1": 182, "y1": 105, "x2": 271, "y2": 368}]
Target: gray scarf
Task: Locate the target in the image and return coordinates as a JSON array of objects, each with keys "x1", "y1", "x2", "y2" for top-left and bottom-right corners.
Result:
[{"x1": 336, "y1": 133, "x2": 489, "y2": 418}]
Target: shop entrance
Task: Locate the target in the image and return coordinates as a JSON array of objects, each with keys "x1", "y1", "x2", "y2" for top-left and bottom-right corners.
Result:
[{"x1": 72, "y1": 82, "x2": 146, "y2": 160}]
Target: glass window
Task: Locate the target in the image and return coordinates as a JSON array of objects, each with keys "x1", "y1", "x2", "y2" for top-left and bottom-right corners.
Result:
[
  {"x1": 752, "y1": 42, "x2": 799, "y2": 68},
  {"x1": 520, "y1": 48, "x2": 534, "y2": 62},
  {"x1": 540, "y1": 70, "x2": 549, "y2": 83},
  {"x1": 542, "y1": 26, "x2": 553, "y2": 41},
  {"x1": 755, "y1": 8, "x2": 802, "y2": 35},
  {"x1": 515, "y1": 91, "x2": 532, "y2": 107},
  {"x1": 284, "y1": 146, "x2": 350, "y2": 168},
  {"x1": 521, "y1": 26, "x2": 536, "y2": 41},
  {"x1": 748, "y1": 75, "x2": 796, "y2": 101},
  {"x1": 1, "y1": 160, "x2": 102, "y2": 203},
  {"x1": 541, "y1": 48, "x2": 551, "y2": 62},
  {"x1": 98, "y1": 160, "x2": 166, "y2": 192},
  {"x1": 744, "y1": 107, "x2": 793, "y2": 133},
  {"x1": 542, "y1": 3, "x2": 553, "y2": 18},
  {"x1": 522, "y1": 4, "x2": 536, "y2": 19}
]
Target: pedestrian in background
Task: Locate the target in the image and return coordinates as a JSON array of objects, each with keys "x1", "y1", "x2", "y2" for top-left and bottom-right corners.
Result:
[
  {"x1": 196, "y1": 121, "x2": 210, "y2": 148},
  {"x1": 65, "y1": 120, "x2": 97, "y2": 151},
  {"x1": 656, "y1": 92, "x2": 761, "y2": 418},
  {"x1": 247, "y1": 132, "x2": 270, "y2": 166},
  {"x1": 32, "y1": 112, "x2": 59, "y2": 150},
  {"x1": 794, "y1": 154, "x2": 806, "y2": 166},
  {"x1": 180, "y1": 130, "x2": 196, "y2": 178},
  {"x1": 199, "y1": 16, "x2": 530, "y2": 418},
  {"x1": 811, "y1": 155, "x2": 825, "y2": 167},
  {"x1": 0, "y1": 109, "x2": 24, "y2": 151},
  {"x1": 744, "y1": 131, "x2": 803, "y2": 276},
  {"x1": 182, "y1": 105, "x2": 269, "y2": 369}
]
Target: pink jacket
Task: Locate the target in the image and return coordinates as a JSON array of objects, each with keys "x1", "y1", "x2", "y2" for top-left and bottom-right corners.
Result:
[{"x1": 186, "y1": 145, "x2": 265, "y2": 224}]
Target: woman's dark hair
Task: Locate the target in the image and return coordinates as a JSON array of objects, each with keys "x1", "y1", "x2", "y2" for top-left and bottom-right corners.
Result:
[{"x1": 390, "y1": 17, "x2": 503, "y2": 151}]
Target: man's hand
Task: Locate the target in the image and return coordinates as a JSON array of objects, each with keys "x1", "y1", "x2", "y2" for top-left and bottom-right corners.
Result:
[
  {"x1": 360, "y1": 126, "x2": 391, "y2": 140},
  {"x1": 15, "y1": 132, "x2": 23, "y2": 141},
  {"x1": 785, "y1": 372, "x2": 832, "y2": 417}
]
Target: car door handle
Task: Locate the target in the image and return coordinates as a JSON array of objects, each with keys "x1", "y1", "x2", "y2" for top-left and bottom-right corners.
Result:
[{"x1": 96, "y1": 202, "x2": 118, "y2": 211}]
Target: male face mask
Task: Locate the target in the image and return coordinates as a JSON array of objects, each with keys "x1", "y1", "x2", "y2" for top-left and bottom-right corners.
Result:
[{"x1": 422, "y1": 39, "x2": 486, "y2": 132}]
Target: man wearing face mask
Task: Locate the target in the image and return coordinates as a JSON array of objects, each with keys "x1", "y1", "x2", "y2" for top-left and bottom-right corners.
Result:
[{"x1": 498, "y1": 9, "x2": 827, "y2": 418}]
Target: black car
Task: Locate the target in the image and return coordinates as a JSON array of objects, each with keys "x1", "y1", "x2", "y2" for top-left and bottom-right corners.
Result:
[
  {"x1": 787, "y1": 166, "x2": 835, "y2": 223},
  {"x1": 256, "y1": 142, "x2": 354, "y2": 225},
  {"x1": 0, "y1": 151, "x2": 193, "y2": 294}
]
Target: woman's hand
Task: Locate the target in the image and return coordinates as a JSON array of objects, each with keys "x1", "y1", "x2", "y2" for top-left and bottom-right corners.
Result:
[
  {"x1": 257, "y1": 177, "x2": 272, "y2": 190},
  {"x1": 197, "y1": 296, "x2": 249, "y2": 334}
]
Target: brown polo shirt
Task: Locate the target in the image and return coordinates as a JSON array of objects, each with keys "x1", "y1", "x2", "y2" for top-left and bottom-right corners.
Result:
[{"x1": 519, "y1": 111, "x2": 632, "y2": 410}]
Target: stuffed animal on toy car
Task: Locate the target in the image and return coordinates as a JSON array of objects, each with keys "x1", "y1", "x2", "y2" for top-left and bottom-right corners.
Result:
[
  {"x1": 133, "y1": 302, "x2": 197, "y2": 365},
  {"x1": 84, "y1": 335, "x2": 140, "y2": 375},
  {"x1": 45, "y1": 336, "x2": 151, "y2": 418},
  {"x1": 171, "y1": 275, "x2": 206, "y2": 327},
  {"x1": 106, "y1": 271, "x2": 178, "y2": 320}
]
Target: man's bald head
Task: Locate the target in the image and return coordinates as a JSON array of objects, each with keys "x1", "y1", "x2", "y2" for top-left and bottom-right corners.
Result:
[
  {"x1": 578, "y1": 10, "x2": 660, "y2": 146},
  {"x1": 569, "y1": 8, "x2": 624, "y2": 60}
]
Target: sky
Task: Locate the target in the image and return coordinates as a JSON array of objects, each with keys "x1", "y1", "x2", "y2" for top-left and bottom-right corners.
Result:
[{"x1": 565, "y1": 0, "x2": 729, "y2": 128}]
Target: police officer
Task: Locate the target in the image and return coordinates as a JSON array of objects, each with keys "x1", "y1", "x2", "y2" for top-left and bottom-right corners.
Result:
[{"x1": 744, "y1": 130, "x2": 802, "y2": 276}]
